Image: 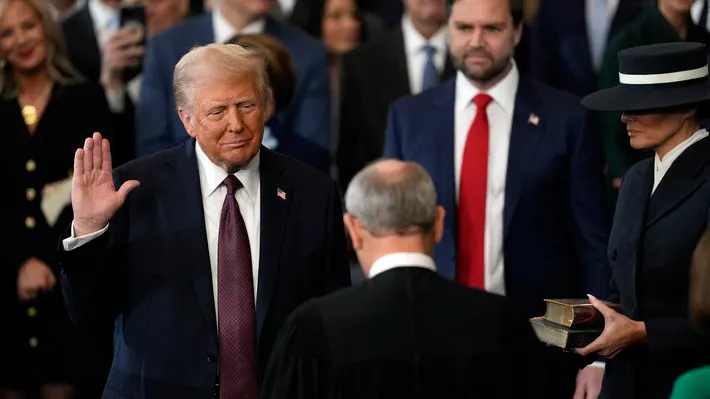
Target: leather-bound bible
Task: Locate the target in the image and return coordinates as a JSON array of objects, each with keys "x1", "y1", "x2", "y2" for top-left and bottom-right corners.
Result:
[
  {"x1": 529, "y1": 299, "x2": 622, "y2": 349},
  {"x1": 529, "y1": 317, "x2": 602, "y2": 349},
  {"x1": 543, "y1": 299, "x2": 622, "y2": 328}
]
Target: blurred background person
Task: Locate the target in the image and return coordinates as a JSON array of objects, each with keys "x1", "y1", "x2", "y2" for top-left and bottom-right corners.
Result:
[
  {"x1": 228, "y1": 33, "x2": 330, "y2": 173},
  {"x1": 287, "y1": 0, "x2": 370, "y2": 175},
  {"x1": 598, "y1": 0, "x2": 710, "y2": 193},
  {"x1": 337, "y1": 0, "x2": 454, "y2": 189},
  {"x1": 61, "y1": 0, "x2": 191, "y2": 167},
  {"x1": 529, "y1": 0, "x2": 649, "y2": 98},
  {"x1": 0, "y1": 0, "x2": 114, "y2": 397},
  {"x1": 580, "y1": 41, "x2": 710, "y2": 399},
  {"x1": 262, "y1": 159, "x2": 548, "y2": 399},
  {"x1": 670, "y1": 229, "x2": 710, "y2": 399}
]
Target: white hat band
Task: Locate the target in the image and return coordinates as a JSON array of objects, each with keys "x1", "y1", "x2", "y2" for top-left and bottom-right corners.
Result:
[{"x1": 618, "y1": 65, "x2": 709, "y2": 85}]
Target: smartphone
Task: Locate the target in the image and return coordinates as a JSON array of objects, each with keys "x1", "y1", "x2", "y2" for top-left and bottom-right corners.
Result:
[{"x1": 119, "y1": 5, "x2": 146, "y2": 82}]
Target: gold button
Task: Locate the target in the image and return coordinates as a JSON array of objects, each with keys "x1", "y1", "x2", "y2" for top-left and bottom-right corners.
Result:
[
  {"x1": 25, "y1": 216, "x2": 35, "y2": 229},
  {"x1": 27, "y1": 307, "x2": 37, "y2": 317},
  {"x1": 26, "y1": 188, "x2": 36, "y2": 200},
  {"x1": 26, "y1": 159, "x2": 36, "y2": 172},
  {"x1": 29, "y1": 337, "x2": 38, "y2": 348}
]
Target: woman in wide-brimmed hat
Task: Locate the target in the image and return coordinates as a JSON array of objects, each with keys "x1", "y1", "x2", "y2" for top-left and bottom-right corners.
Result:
[{"x1": 577, "y1": 41, "x2": 710, "y2": 399}]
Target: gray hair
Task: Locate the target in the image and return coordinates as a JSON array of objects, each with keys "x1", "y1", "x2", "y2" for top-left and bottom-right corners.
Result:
[
  {"x1": 345, "y1": 159, "x2": 438, "y2": 237},
  {"x1": 173, "y1": 43, "x2": 270, "y2": 113}
]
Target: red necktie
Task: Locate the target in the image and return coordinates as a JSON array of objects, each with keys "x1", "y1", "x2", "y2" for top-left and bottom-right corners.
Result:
[
  {"x1": 457, "y1": 93, "x2": 493, "y2": 290},
  {"x1": 218, "y1": 175, "x2": 258, "y2": 399}
]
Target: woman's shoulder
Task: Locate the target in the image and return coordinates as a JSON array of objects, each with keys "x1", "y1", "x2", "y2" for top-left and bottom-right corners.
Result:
[{"x1": 670, "y1": 366, "x2": 710, "y2": 399}]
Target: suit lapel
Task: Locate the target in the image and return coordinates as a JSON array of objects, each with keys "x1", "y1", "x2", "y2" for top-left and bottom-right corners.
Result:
[
  {"x1": 255, "y1": 148, "x2": 290, "y2": 339},
  {"x1": 646, "y1": 137, "x2": 710, "y2": 228},
  {"x1": 504, "y1": 78, "x2": 543, "y2": 238},
  {"x1": 442, "y1": 54, "x2": 456, "y2": 81},
  {"x1": 77, "y1": 7, "x2": 102, "y2": 81},
  {"x1": 432, "y1": 79, "x2": 457, "y2": 278},
  {"x1": 385, "y1": 29, "x2": 413, "y2": 98},
  {"x1": 164, "y1": 140, "x2": 217, "y2": 342}
]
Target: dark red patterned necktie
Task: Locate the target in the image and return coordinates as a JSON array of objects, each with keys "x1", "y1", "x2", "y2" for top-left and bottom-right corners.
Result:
[{"x1": 218, "y1": 175, "x2": 258, "y2": 399}]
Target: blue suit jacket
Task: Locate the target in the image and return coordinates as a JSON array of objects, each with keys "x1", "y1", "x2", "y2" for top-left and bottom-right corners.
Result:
[
  {"x1": 59, "y1": 140, "x2": 350, "y2": 398},
  {"x1": 136, "y1": 14, "x2": 331, "y2": 157},
  {"x1": 383, "y1": 77, "x2": 610, "y2": 318}
]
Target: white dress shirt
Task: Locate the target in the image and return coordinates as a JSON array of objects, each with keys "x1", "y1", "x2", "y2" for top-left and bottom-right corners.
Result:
[
  {"x1": 691, "y1": 0, "x2": 710, "y2": 32},
  {"x1": 212, "y1": 7, "x2": 266, "y2": 44},
  {"x1": 401, "y1": 14, "x2": 448, "y2": 95},
  {"x1": 652, "y1": 129, "x2": 709, "y2": 194},
  {"x1": 585, "y1": 0, "x2": 620, "y2": 71},
  {"x1": 62, "y1": 142, "x2": 262, "y2": 318},
  {"x1": 368, "y1": 252, "x2": 437, "y2": 279},
  {"x1": 88, "y1": 0, "x2": 119, "y2": 51},
  {"x1": 454, "y1": 63, "x2": 519, "y2": 296},
  {"x1": 277, "y1": 0, "x2": 297, "y2": 16}
]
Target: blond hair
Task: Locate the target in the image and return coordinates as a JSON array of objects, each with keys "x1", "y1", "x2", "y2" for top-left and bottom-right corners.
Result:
[
  {"x1": 0, "y1": 0, "x2": 83, "y2": 98},
  {"x1": 173, "y1": 43, "x2": 270, "y2": 113}
]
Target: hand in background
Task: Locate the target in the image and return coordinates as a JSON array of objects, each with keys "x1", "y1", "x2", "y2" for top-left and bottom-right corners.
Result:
[
  {"x1": 100, "y1": 27, "x2": 145, "y2": 91},
  {"x1": 574, "y1": 365, "x2": 604, "y2": 399},
  {"x1": 17, "y1": 257, "x2": 56, "y2": 301},
  {"x1": 71, "y1": 133, "x2": 139, "y2": 237},
  {"x1": 612, "y1": 178, "x2": 622, "y2": 189}
]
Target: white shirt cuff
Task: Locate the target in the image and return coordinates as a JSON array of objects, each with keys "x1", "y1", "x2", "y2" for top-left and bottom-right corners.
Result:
[
  {"x1": 590, "y1": 361, "x2": 606, "y2": 369},
  {"x1": 62, "y1": 221, "x2": 109, "y2": 251},
  {"x1": 105, "y1": 88, "x2": 125, "y2": 113}
]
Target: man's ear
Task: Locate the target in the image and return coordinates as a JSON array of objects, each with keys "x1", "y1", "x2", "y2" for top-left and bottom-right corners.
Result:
[
  {"x1": 178, "y1": 108, "x2": 196, "y2": 138},
  {"x1": 343, "y1": 213, "x2": 363, "y2": 251},
  {"x1": 434, "y1": 205, "x2": 446, "y2": 243}
]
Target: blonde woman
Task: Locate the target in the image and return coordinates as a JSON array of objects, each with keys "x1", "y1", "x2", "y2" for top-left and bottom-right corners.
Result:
[{"x1": 0, "y1": 0, "x2": 114, "y2": 397}]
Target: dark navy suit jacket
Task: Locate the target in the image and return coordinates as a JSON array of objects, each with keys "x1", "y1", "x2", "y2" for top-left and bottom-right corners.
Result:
[
  {"x1": 59, "y1": 140, "x2": 350, "y2": 398},
  {"x1": 136, "y1": 14, "x2": 331, "y2": 157},
  {"x1": 602, "y1": 137, "x2": 710, "y2": 399},
  {"x1": 383, "y1": 77, "x2": 610, "y2": 318}
]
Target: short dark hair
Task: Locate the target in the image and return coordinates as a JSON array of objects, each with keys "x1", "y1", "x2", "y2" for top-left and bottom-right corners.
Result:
[{"x1": 448, "y1": 0, "x2": 525, "y2": 26}]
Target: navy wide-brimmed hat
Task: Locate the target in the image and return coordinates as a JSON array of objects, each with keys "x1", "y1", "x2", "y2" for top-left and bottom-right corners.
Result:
[{"x1": 582, "y1": 42, "x2": 710, "y2": 112}]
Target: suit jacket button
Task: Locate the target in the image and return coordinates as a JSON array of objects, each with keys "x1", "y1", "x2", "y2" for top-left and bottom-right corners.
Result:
[
  {"x1": 610, "y1": 250, "x2": 617, "y2": 261},
  {"x1": 207, "y1": 354, "x2": 216, "y2": 363}
]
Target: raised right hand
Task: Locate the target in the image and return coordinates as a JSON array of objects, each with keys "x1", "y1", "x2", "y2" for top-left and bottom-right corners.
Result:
[{"x1": 72, "y1": 132, "x2": 139, "y2": 236}]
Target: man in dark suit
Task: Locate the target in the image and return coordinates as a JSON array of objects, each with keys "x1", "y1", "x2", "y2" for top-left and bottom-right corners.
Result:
[
  {"x1": 529, "y1": 0, "x2": 650, "y2": 97},
  {"x1": 383, "y1": 0, "x2": 610, "y2": 396},
  {"x1": 62, "y1": 0, "x2": 144, "y2": 167},
  {"x1": 137, "y1": 0, "x2": 331, "y2": 160},
  {"x1": 337, "y1": 0, "x2": 454, "y2": 188},
  {"x1": 59, "y1": 43, "x2": 350, "y2": 399},
  {"x1": 261, "y1": 159, "x2": 548, "y2": 398}
]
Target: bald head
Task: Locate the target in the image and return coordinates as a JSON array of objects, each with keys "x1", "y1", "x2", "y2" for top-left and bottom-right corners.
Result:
[{"x1": 345, "y1": 159, "x2": 438, "y2": 237}]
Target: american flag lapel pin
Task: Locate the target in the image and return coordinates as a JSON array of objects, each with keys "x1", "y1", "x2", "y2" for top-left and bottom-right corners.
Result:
[
  {"x1": 528, "y1": 113, "x2": 540, "y2": 126},
  {"x1": 277, "y1": 188, "x2": 286, "y2": 200}
]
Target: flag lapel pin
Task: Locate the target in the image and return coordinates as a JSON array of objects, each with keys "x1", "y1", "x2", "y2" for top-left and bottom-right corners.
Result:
[
  {"x1": 277, "y1": 188, "x2": 286, "y2": 200},
  {"x1": 528, "y1": 113, "x2": 540, "y2": 126}
]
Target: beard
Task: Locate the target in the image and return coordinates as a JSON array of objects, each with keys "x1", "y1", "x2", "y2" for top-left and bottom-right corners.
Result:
[{"x1": 452, "y1": 47, "x2": 514, "y2": 83}]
